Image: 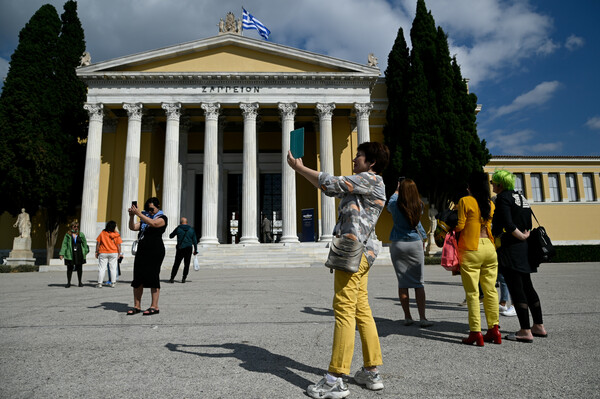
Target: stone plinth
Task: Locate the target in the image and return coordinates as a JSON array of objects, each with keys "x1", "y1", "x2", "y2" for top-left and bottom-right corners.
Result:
[{"x1": 6, "y1": 237, "x2": 35, "y2": 266}]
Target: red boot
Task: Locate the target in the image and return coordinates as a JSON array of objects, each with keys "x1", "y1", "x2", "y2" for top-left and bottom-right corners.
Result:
[
  {"x1": 483, "y1": 325, "x2": 502, "y2": 344},
  {"x1": 462, "y1": 331, "x2": 484, "y2": 346}
]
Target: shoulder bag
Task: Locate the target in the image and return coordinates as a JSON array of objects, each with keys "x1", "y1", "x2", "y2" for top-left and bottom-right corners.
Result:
[
  {"x1": 325, "y1": 235, "x2": 366, "y2": 274},
  {"x1": 527, "y1": 209, "x2": 556, "y2": 267},
  {"x1": 441, "y1": 230, "x2": 460, "y2": 272}
]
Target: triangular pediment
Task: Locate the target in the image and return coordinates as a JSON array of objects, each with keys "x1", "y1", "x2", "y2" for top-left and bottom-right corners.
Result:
[{"x1": 78, "y1": 34, "x2": 379, "y2": 76}]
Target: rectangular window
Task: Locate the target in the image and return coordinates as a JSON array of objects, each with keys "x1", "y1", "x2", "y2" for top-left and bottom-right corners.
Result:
[
  {"x1": 583, "y1": 173, "x2": 595, "y2": 201},
  {"x1": 514, "y1": 173, "x2": 524, "y2": 195},
  {"x1": 548, "y1": 173, "x2": 561, "y2": 202},
  {"x1": 531, "y1": 173, "x2": 543, "y2": 202},
  {"x1": 566, "y1": 173, "x2": 579, "y2": 202}
]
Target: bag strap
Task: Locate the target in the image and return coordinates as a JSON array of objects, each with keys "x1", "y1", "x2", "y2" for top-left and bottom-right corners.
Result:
[{"x1": 517, "y1": 193, "x2": 540, "y2": 227}]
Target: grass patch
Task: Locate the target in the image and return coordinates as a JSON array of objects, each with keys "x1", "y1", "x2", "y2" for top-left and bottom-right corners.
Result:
[{"x1": 0, "y1": 264, "x2": 39, "y2": 273}]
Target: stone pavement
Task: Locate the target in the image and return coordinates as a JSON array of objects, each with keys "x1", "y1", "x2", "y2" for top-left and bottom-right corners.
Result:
[{"x1": 1, "y1": 262, "x2": 599, "y2": 398}]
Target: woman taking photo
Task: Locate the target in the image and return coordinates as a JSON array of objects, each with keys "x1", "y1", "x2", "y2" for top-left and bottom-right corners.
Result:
[
  {"x1": 388, "y1": 178, "x2": 432, "y2": 327},
  {"x1": 455, "y1": 172, "x2": 501, "y2": 346},
  {"x1": 126, "y1": 197, "x2": 168, "y2": 316},
  {"x1": 288, "y1": 142, "x2": 389, "y2": 399},
  {"x1": 59, "y1": 220, "x2": 89, "y2": 288},
  {"x1": 491, "y1": 169, "x2": 547, "y2": 342}
]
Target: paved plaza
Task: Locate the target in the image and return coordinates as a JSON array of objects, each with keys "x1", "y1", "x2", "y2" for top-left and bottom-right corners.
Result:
[{"x1": 1, "y1": 262, "x2": 599, "y2": 398}]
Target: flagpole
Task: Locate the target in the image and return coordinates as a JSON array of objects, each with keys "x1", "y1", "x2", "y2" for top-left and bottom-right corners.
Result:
[{"x1": 240, "y1": 6, "x2": 244, "y2": 36}]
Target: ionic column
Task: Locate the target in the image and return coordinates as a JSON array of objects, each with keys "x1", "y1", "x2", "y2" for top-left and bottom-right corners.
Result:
[
  {"x1": 80, "y1": 103, "x2": 104, "y2": 242},
  {"x1": 354, "y1": 102, "x2": 373, "y2": 144},
  {"x1": 120, "y1": 103, "x2": 143, "y2": 241},
  {"x1": 239, "y1": 102, "x2": 260, "y2": 244},
  {"x1": 278, "y1": 102, "x2": 299, "y2": 243},
  {"x1": 161, "y1": 103, "x2": 181, "y2": 239},
  {"x1": 316, "y1": 102, "x2": 336, "y2": 242},
  {"x1": 200, "y1": 103, "x2": 220, "y2": 245}
]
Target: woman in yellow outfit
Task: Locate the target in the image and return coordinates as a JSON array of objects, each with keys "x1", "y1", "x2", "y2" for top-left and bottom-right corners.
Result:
[{"x1": 455, "y1": 171, "x2": 502, "y2": 346}]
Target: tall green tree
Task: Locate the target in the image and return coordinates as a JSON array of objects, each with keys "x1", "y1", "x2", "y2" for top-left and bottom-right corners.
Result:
[
  {"x1": 0, "y1": 1, "x2": 87, "y2": 263},
  {"x1": 383, "y1": 0, "x2": 490, "y2": 210}
]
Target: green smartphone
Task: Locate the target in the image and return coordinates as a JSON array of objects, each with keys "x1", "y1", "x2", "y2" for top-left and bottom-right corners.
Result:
[{"x1": 290, "y1": 127, "x2": 304, "y2": 158}]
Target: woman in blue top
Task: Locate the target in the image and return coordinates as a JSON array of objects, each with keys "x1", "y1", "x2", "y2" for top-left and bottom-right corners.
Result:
[{"x1": 388, "y1": 178, "x2": 431, "y2": 327}]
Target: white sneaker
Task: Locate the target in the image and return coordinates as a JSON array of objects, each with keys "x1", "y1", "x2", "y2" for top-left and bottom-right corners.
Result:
[
  {"x1": 354, "y1": 367, "x2": 384, "y2": 391},
  {"x1": 499, "y1": 304, "x2": 508, "y2": 313},
  {"x1": 96, "y1": 283, "x2": 103, "y2": 288},
  {"x1": 110, "y1": 282, "x2": 116, "y2": 288},
  {"x1": 501, "y1": 305, "x2": 517, "y2": 317},
  {"x1": 306, "y1": 375, "x2": 349, "y2": 399}
]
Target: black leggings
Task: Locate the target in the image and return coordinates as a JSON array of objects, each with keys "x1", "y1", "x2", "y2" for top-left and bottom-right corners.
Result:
[
  {"x1": 501, "y1": 267, "x2": 543, "y2": 329},
  {"x1": 67, "y1": 264, "x2": 83, "y2": 284}
]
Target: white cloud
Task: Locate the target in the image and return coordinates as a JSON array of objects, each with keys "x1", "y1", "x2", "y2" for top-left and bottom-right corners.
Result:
[
  {"x1": 585, "y1": 116, "x2": 600, "y2": 130},
  {"x1": 565, "y1": 34, "x2": 585, "y2": 51},
  {"x1": 484, "y1": 128, "x2": 562, "y2": 155},
  {"x1": 493, "y1": 81, "x2": 561, "y2": 118}
]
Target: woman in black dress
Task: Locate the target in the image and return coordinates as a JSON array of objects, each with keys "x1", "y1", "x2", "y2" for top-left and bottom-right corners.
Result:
[{"x1": 126, "y1": 197, "x2": 168, "y2": 316}]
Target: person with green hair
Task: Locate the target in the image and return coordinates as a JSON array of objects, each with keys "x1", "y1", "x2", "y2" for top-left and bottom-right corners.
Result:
[{"x1": 491, "y1": 169, "x2": 547, "y2": 342}]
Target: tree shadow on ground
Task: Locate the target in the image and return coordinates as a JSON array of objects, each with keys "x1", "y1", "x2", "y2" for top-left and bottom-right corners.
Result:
[
  {"x1": 424, "y1": 279, "x2": 463, "y2": 287},
  {"x1": 88, "y1": 301, "x2": 130, "y2": 312},
  {"x1": 165, "y1": 342, "x2": 324, "y2": 390},
  {"x1": 374, "y1": 297, "x2": 469, "y2": 313}
]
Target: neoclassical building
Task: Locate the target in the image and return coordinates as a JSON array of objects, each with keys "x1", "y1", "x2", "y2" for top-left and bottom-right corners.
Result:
[{"x1": 75, "y1": 31, "x2": 387, "y2": 248}]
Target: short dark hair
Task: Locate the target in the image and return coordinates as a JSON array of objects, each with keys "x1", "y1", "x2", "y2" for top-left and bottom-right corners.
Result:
[
  {"x1": 104, "y1": 220, "x2": 117, "y2": 232},
  {"x1": 357, "y1": 142, "x2": 390, "y2": 175}
]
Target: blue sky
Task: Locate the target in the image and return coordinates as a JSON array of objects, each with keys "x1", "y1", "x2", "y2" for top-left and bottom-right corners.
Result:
[{"x1": 1, "y1": 0, "x2": 598, "y2": 156}]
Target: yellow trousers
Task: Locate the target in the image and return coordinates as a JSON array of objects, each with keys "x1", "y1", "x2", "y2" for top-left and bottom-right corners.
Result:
[
  {"x1": 329, "y1": 254, "x2": 382, "y2": 375},
  {"x1": 459, "y1": 238, "x2": 499, "y2": 332}
]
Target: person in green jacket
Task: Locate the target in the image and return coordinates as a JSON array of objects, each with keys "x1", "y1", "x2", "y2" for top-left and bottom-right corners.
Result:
[{"x1": 59, "y1": 220, "x2": 89, "y2": 288}]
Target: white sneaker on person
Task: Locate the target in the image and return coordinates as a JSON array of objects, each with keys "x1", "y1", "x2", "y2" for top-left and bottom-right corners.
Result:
[
  {"x1": 354, "y1": 367, "x2": 384, "y2": 390},
  {"x1": 306, "y1": 375, "x2": 349, "y2": 399},
  {"x1": 500, "y1": 305, "x2": 517, "y2": 317},
  {"x1": 499, "y1": 304, "x2": 508, "y2": 313},
  {"x1": 96, "y1": 283, "x2": 103, "y2": 288}
]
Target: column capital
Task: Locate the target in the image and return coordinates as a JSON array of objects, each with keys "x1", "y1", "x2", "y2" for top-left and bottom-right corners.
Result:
[
  {"x1": 84, "y1": 103, "x2": 103, "y2": 122},
  {"x1": 201, "y1": 102, "x2": 221, "y2": 121},
  {"x1": 240, "y1": 102, "x2": 259, "y2": 119},
  {"x1": 316, "y1": 102, "x2": 336, "y2": 120},
  {"x1": 161, "y1": 102, "x2": 182, "y2": 121},
  {"x1": 278, "y1": 102, "x2": 298, "y2": 119},
  {"x1": 354, "y1": 102, "x2": 373, "y2": 118},
  {"x1": 123, "y1": 103, "x2": 143, "y2": 121}
]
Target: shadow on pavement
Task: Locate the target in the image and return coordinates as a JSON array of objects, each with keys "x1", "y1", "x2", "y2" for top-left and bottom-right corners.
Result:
[
  {"x1": 301, "y1": 306, "x2": 334, "y2": 317},
  {"x1": 375, "y1": 317, "x2": 467, "y2": 345},
  {"x1": 165, "y1": 342, "x2": 324, "y2": 390},
  {"x1": 88, "y1": 301, "x2": 130, "y2": 312}
]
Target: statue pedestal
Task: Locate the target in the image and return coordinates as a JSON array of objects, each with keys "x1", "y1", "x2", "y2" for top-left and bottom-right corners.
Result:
[{"x1": 5, "y1": 237, "x2": 35, "y2": 266}]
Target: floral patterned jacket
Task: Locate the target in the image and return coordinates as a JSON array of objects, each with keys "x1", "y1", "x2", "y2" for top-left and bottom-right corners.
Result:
[{"x1": 318, "y1": 171, "x2": 386, "y2": 266}]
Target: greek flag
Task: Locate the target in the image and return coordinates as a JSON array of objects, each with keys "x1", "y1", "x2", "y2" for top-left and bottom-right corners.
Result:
[{"x1": 242, "y1": 8, "x2": 271, "y2": 40}]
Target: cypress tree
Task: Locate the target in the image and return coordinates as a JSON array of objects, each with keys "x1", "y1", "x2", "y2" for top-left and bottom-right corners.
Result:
[
  {"x1": 0, "y1": 1, "x2": 88, "y2": 263},
  {"x1": 383, "y1": 0, "x2": 490, "y2": 209}
]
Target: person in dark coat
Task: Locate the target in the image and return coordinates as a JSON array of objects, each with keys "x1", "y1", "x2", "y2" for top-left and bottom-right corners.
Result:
[
  {"x1": 126, "y1": 197, "x2": 168, "y2": 316},
  {"x1": 168, "y1": 217, "x2": 198, "y2": 283},
  {"x1": 491, "y1": 169, "x2": 547, "y2": 342},
  {"x1": 59, "y1": 220, "x2": 89, "y2": 288}
]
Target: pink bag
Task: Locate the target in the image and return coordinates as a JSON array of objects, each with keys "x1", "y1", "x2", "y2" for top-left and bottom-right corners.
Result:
[{"x1": 441, "y1": 231, "x2": 460, "y2": 272}]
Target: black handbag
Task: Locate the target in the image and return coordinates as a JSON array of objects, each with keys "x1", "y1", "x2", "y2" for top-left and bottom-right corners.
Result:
[{"x1": 527, "y1": 210, "x2": 556, "y2": 267}]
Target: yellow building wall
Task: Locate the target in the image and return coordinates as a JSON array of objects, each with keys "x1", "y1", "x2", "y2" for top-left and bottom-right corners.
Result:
[{"x1": 119, "y1": 45, "x2": 339, "y2": 73}]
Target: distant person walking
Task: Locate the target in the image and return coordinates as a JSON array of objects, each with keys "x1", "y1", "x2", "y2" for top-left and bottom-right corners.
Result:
[
  {"x1": 388, "y1": 178, "x2": 432, "y2": 327},
  {"x1": 168, "y1": 217, "x2": 198, "y2": 283},
  {"x1": 59, "y1": 220, "x2": 89, "y2": 288},
  {"x1": 261, "y1": 215, "x2": 273, "y2": 243},
  {"x1": 95, "y1": 221, "x2": 123, "y2": 288}
]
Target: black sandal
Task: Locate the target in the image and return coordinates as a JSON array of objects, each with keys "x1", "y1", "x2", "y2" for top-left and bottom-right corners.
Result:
[
  {"x1": 143, "y1": 308, "x2": 160, "y2": 316},
  {"x1": 127, "y1": 308, "x2": 141, "y2": 315}
]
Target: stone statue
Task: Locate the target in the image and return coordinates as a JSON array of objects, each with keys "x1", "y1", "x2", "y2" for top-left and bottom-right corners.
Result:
[
  {"x1": 426, "y1": 204, "x2": 438, "y2": 255},
  {"x1": 13, "y1": 208, "x2": 31, "y2": 238},
  {"x1": 79, "y1": 51, "x2": 91, "y2": 67},
  {"x1": 367, "y1": 53, "x2": 378, "y2": 67},
  {"x1": 218, "y1": 12, "x2": 241, "y2": 35}
]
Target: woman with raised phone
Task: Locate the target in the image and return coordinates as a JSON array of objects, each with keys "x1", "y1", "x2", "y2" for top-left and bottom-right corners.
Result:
[{"x1": 287, "y1": 142, "x2": 389, "y2": 399}]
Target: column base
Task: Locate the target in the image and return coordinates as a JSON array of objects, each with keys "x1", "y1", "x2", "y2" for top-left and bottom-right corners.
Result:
[
  {"x1": 239, "y1": 237, "x2": 259, "y2": 245},
  {"x1": 279, "y1": 235, "x2": 299, "y2": 244},
  {"x1": 319, "y1": 235, "x2": 333, "y2": 243},
  {"x1": 199, "y1": 237, "x2": 220, "y2": 245}
]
